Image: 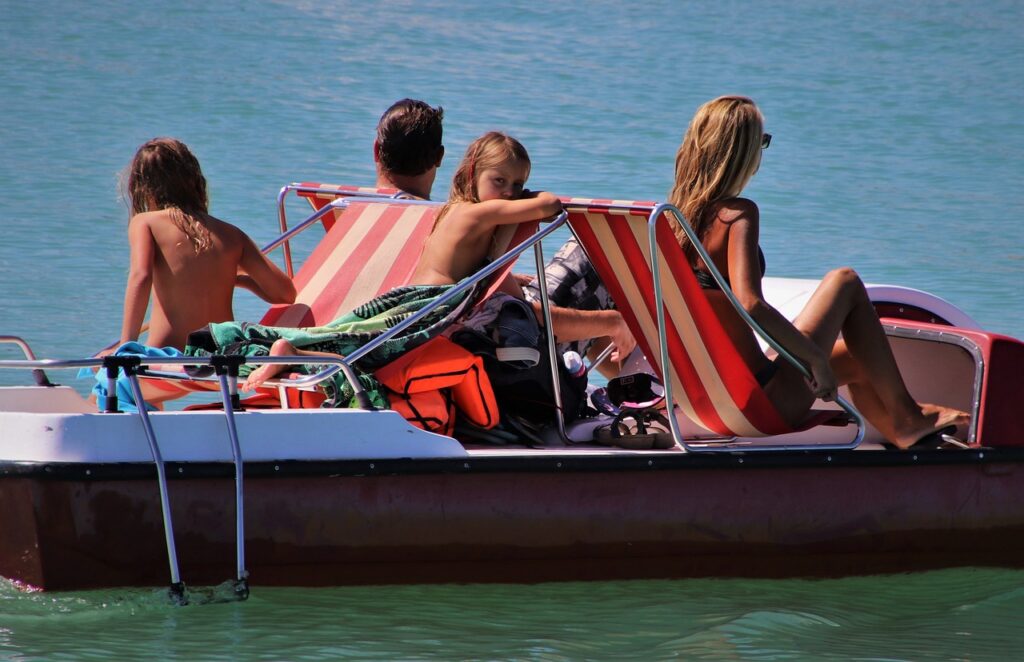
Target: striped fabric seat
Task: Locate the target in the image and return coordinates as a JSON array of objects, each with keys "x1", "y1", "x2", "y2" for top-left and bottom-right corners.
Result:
[
  {"x1": 566, "y1": 198, "x2": 842, "y2": 440},
  {"x1": 149, "y1": 194, "x2": 538, "y2": 406},
  {"x1": 295, "y1": 182, "x2": 400, "y2": 232},
  {"x1": 140, "y1": 199, "x2": 439, "y2": 402},
  {"x1": 261, "y1": 200, "x2": 438, "y2": 327}
]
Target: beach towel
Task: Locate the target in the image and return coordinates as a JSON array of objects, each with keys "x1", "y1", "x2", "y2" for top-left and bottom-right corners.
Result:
[
  {"x1": 184, "y1": 283, "x2": 473, "y2": 408},
  {"x1": 82, "y1": 342, "x2": 185, "y2": 412}
]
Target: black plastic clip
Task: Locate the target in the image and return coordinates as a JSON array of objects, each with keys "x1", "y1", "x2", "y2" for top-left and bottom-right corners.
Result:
[
  {"x1": 100, "y1": 355, "x2": 142, "y2": 413},
  {"x1": 233, "y1": 574, "x2": 250, "y2": 601},
  {"x1": 210, "y1": 354, "x2": 247, "y2": 411}
]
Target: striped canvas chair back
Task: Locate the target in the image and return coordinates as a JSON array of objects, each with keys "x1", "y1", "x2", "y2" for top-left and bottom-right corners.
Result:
[
  {"x1": 566, "y1": 198, "x2": 794, "y2": 437},
  {"x1": 295, "y1": 183, "x2": 400, "y2": 232},
  {"x1": 260, "y1": 200, "x2": 439, "y2": 328}
]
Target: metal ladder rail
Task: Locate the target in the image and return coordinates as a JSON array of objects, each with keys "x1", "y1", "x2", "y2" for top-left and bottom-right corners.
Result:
[
  {"x1": 109, "y1": 356, "x2": 188, "y2": 605},
  {"x1": 210, "y1": 355, "x2": 250, "y2": 600}
]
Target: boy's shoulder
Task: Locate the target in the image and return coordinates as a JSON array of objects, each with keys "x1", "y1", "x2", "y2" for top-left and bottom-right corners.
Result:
[{"x1": 129, "y1": 209, "x2": 169, "y2": 224}]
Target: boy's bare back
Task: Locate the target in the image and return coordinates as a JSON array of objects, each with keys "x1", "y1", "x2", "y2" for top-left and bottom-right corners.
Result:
[{"x1": 122, "y1": 210, "x2": 294, "y2": 349}]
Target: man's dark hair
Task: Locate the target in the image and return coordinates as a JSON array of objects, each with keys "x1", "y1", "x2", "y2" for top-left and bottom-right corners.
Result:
[{"x1": 376, "y1": 99, "x2": 444, "y2": 177}]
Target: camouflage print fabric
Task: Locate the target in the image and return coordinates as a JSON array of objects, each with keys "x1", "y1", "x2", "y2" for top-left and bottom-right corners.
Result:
[
  {"x1": 185, "y1": 283, "x2": 470, "y2": 408},
  {"x1": 521, "y1": 237, "x2": 615, "y2": 355}
]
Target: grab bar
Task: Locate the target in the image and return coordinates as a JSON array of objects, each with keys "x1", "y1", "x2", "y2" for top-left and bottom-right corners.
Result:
[
  {"x1": 104, "y1": 355, "x2": 188, "y2": 605},
  {"x1": 0, "y1": 336, "x2": 55, "y2": 386},
  {"x1": 275, "y1": 184, "x2": 406, "y2": 277}
]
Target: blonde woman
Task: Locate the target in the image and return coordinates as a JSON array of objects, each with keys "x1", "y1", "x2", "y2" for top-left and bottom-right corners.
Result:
[{"x1": 669, "y1": 96, "x2": 967, "y2": 449}]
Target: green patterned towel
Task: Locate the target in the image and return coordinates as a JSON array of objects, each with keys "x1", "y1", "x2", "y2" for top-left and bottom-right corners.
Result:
[{"x1": 185, "y1": 284, "x2": 470, "y2": 407}]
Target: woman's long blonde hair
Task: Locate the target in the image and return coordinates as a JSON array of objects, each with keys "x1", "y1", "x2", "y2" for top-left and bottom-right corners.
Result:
[
  {"x1": 668, "y1": 96, "x2": 764, "y2": 263},
  {"x1": 434, "y1": 131, "x2": 531, "y2": 228},
  {"x1": 123, "y1": 137, "x2": 212, "y2": 253}
]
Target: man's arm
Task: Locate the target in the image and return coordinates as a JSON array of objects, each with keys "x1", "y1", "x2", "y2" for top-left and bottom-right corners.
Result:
[{"x1": 529, "y1": 302, "x2": 636, "y2": 362}]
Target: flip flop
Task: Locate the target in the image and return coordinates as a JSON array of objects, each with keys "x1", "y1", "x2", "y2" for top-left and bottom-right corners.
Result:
[{"x1": 594, "y1": 409, "x2": 676, "y2": 449}]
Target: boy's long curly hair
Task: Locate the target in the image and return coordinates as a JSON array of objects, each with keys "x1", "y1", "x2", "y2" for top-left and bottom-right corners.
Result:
[{"x1": 124, "y1": 137, "x2": 211, "y2": 253}]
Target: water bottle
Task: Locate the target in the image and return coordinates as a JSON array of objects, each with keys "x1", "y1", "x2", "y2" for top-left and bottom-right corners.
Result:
[{"x1": 563, "y1": 350, "x2": 586, "y2": 379}]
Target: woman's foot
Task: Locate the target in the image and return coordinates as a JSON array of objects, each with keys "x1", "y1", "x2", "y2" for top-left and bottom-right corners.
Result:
[{"x1": 889, "y1": 405, "x2": 970, "y2": 450}]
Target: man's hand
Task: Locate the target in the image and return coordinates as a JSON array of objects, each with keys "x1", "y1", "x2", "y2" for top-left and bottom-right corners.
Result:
[{"x1": 608, "y1": 313, "x2": 637, "y2": 362}]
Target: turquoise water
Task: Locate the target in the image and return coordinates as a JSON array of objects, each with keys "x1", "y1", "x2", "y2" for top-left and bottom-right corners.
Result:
[
  {"x1": 4, "y1": 571, "x2": 1024, "y2": 660},
  {"x1": 2, "y1": 0, "x2": 1024, "y2": 658}
]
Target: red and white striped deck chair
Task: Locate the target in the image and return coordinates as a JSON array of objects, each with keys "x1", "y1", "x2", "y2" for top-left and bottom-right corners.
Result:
[
  {"x1": 146, "y1": 196, "x2": 539, "y2": 405},
  {"x1": 565, "y1": 198, "x2": 864, "y2": 452},
  {"x1": 292, "y1": 183, "x2": 401, "y2": 233},
  {"x1": 141, "y1": 198, "x2": 441, "y2": 403}
]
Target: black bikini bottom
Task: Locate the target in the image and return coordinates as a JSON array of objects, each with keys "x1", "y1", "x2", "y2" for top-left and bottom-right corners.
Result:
[{"x1": 754, "y1": 356, "x2": 782, "y2": 387}]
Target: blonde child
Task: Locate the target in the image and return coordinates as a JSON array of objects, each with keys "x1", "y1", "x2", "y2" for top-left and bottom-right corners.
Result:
[
  {"x1": 243, "y1": 131, "x2": 633, "y2": 391},
  {"x1": 410, "y1": 131, "x2": 562, "y2": 285}
]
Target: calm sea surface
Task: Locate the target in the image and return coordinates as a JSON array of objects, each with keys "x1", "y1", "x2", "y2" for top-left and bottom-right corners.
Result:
[{"x1": 2, "y1": 1, "x2": 1023, "y2": 659}]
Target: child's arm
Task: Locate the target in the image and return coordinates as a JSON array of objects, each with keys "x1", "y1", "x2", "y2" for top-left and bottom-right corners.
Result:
[
  {"x1": 119, "y1": 215, "x2": 155, "y2": 344},
  {"x1": 463, "y1": 191, "x2": 563, "y2": 228},
  {"x1": 236, "y1": 235, "x2": 297, "y2": 304}
]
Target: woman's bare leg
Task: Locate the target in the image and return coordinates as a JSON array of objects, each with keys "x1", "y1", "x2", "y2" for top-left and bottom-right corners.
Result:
[{"x1": 789, "y1": 268, "x2": 967, "y2": 448}]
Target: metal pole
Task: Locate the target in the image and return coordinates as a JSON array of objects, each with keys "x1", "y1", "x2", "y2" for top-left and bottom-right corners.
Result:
[
  {"x1": 212, "y1": 356, "x2": 250, "y2": 600},
  {"x1": 533, "y1": 241, "x2": 568, "y2": 441},
  {"x1": 125, "y1": 371, "x2": 187, "y2": 605}
]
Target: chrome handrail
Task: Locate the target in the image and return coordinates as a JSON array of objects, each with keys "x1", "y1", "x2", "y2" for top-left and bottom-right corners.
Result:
[
  {"x1": 340, "y1": 210, "x2": 569, "y2": 367},
  {"x1": 0, "y1": 335, "x2": 54, "y2": 386},
  {"x1": 0, "y1": 355, "x2": 372, "y2": 408},
  {"x1": 124, "y1": 369, "x2": 186, "y2": 604},
  {"x1": 275, "y1": 184, "x2": 407, "y2": 277}
]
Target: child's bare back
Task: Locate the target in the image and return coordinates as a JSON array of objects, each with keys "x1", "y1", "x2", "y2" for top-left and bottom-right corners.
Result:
[
  {"x1": 127, "y1": 210, "x2": 285, "y2": 348},
  {"x1": 118, "y1": 138, "x2": 295, "y2": 351}
]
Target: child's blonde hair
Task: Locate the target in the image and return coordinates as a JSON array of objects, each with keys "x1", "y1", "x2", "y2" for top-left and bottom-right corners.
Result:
[
  {"x1": 435, "y1": 131, "x2": 531, "y2": 227},
  {"x1": 668, "y1": 96, "x2": 764, "y2": 264},
  {"x1": 124, "y1": 137, "x2": 212, "y2": 253}
]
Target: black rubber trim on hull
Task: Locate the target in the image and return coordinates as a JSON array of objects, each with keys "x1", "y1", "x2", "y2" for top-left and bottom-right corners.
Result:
[{"x1": 0, "y1": 445, "x2": 1021, "y2": 481}]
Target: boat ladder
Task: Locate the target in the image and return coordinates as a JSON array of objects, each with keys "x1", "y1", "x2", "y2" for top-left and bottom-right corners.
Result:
[{"x1": 102, "y1": 354, "x2": 250, "y2": 605}]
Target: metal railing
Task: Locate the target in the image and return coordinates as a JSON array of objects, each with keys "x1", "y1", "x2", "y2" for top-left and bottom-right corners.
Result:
[
  {"x1": 0, "y1": 350, "x2": 398, "y2": 604},
  {"x1": 275, "y1": 184, "x2": 406, "y2": 277}
]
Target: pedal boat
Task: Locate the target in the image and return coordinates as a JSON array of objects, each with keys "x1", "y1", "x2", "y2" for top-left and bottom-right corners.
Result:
[{"x1": 1, "y1": 188, "x2": 1022, "y2": 595}]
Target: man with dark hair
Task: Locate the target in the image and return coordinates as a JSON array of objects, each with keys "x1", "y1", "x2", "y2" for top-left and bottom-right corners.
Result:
[
  {"x1": 371, "y1": 98, "x2": 635, "y2": 376},
  {"x1": 374, "y1": 98, "x2": 445, "y2": 200}
]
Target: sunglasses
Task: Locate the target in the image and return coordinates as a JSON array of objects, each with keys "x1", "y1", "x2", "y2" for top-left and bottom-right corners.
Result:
[{"x1": 761, "y1": 133, "x2": 772, "y2": 149}]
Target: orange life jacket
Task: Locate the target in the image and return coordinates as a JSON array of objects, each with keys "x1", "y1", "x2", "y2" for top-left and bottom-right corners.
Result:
[{"x1": 375, "y1": 336, "x2": 499, "y2": 435}]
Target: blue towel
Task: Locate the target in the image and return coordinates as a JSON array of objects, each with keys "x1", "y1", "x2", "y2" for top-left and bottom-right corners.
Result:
[{"x1": 78, "y1": 342, "x2": 185, "y2": 412}]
